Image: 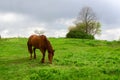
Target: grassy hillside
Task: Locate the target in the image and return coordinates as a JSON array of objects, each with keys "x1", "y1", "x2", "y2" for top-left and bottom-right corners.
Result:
[{"x1": 0, "y1": 38, "x2": 120, "y2": 80}]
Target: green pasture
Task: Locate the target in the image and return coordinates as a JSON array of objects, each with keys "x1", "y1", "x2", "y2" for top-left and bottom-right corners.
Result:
[{"x1": 0, "y1": 38, "x2": 120, "y2": 80}]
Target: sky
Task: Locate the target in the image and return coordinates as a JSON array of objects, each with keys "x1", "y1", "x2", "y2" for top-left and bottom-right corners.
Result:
[{"x1": 0, "y1": 0, "x2": 120, "y2": 41}]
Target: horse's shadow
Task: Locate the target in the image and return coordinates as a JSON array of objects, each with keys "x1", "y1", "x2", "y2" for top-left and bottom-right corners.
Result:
[{"x1": 2, "y1": 57, "x2": 51, "y2": 67}]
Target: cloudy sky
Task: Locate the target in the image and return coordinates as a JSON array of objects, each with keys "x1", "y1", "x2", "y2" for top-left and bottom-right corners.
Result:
[{"x1": 0, "y1": 0, "x2": 120, "y2": 40}]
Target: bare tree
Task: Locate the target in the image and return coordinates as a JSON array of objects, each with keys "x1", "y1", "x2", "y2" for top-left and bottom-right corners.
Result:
[{"x1": 75, "y1": 6, "x2": 101, "y2": 36}]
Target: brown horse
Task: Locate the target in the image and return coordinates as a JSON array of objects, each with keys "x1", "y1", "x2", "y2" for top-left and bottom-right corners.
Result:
[{"x1": 27, "y1": 34, "x2": 54, "y2": 64}]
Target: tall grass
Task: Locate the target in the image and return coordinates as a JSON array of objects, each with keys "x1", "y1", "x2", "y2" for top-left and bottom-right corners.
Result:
[{"x1": 0, "y1": 38, "x2": 120, "y2": 80}]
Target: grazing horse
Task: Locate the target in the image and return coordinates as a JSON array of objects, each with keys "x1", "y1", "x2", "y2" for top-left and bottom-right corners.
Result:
[{"x1": 27, "y1": 34, "x2": 54, "y2": 64}]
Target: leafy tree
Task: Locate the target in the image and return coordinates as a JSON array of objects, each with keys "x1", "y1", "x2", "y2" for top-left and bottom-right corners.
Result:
[{"x1": 66, "y1": 6, "x2": 101, "y2": 39}]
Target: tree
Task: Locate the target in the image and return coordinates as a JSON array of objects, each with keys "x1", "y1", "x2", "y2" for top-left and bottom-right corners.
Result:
[
  {"x1": 75, "y1": 6, "x2": 101, "y2": 36},
  {"x1": 66, "y1": 6, "x2": 101, "y2": 39}
]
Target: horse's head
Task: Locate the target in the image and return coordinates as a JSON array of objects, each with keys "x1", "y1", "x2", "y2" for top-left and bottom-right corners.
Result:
[{"x1": 48, "y1": 50, "x2": 55, "y2": 64}]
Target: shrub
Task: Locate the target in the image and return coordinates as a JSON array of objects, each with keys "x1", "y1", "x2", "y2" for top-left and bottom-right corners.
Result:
[{"x1": 66, "y1": 30, "x2": 94, "y2": 39}]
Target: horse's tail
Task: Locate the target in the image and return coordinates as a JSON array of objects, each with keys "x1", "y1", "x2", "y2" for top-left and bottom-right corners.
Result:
[{"x1": 27, "y1": 39, "x2": 33, "y2": 54}]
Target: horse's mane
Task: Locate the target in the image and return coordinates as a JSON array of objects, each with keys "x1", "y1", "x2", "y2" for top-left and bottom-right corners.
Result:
[{"x1": 40, "y1": 35, "x2": 54, "y2": 53}]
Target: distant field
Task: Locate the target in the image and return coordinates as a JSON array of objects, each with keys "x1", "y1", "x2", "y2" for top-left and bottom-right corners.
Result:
[{"x1": 0, "y1": 38, "x2": 120, "y2": 80}]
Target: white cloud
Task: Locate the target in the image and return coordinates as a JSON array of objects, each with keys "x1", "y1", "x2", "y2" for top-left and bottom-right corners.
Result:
[
  {"x1": 54, "y1": 29, "x2": 67, "y2": 37},
  {"x1": 0, "y1": 12, "x2": 48, "y2": 38},
  {"x1": 27, "y1": 26, "x2": 46, "y2": 35},
  {"x1": 1, "y1": 29, "x2": 17, "y2": 38},
  {"x1": 96, "y1": 28, "x2": 120, "y2": 41},
  {"x1": 45, "y1": 29, "x2": 67, "y2": 38},
  {"x1": 0, "y1": 12, "x2": 27, "y2": 23},
  {"x1": 55, "y1": 18, "x2": 75, "y2": 27},
  {"x1": 1, "y1": 29, "x2": 9, "y2": 37},
  {"x1": 105, "y1": 0, "x2": 120, "y2": 7}
]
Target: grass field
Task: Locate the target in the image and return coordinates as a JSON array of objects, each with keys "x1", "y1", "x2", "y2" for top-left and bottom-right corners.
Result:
[{"x1": 0, "y1": 38, "x2": 120, "y2": 80}]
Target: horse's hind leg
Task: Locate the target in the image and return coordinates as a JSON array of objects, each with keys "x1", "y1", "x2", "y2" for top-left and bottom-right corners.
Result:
[
  {"x1": 30, "y1": 47, "x2": 32, "y2": 60},
  {"x1": 27, "y1": 42, "x2": 32, "y2": 60},
  {"x1": 33, "y1": 48, "x2": 36, "y2": 59}
]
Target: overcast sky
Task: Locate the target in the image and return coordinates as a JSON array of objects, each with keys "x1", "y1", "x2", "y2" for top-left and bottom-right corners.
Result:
[{"x1": 0, "y1": 0, "x2": 120, "y2": 40}]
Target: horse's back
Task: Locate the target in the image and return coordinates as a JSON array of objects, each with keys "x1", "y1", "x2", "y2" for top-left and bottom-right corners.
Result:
[{"x1": 28, "y1": 35, "x2": 47, "y2": 49}]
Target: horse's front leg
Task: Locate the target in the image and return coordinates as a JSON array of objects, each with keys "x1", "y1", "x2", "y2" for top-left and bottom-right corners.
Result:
[
  {"x1": 29, "y1": 53, "x2": 32, "y2": 60},
  {"x1": 48, "y1": 53, "x2": 53, "y2": 64},
  {"x1": 33, "y1": 48, "x2": 36, "y2": 59},
  {"x1": 40, "y1": 49, "x2": 46, "y2": 63}
]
